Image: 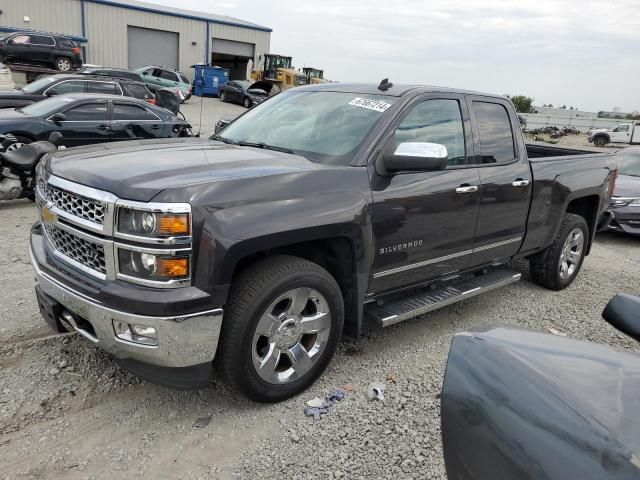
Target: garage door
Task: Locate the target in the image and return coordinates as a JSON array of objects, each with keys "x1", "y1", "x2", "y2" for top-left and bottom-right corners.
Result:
[
  {"x1": 211, "y1": 38, "x2": 254, "y2": 58},
  {"x1": 128, "y1": 26, "x2": 179, "y2": 70}
]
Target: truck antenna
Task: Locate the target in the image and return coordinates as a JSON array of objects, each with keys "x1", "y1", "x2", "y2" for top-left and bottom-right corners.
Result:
[{"x1": 378, "y1": 78, "x2": 393, "y2": 91}]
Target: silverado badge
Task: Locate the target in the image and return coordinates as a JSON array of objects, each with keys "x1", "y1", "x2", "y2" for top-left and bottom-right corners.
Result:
[{"x1": 41, "y1": 203, "x2": 57, "y2": 224}]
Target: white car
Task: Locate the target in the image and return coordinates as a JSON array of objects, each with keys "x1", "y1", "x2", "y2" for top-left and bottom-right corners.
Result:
[{"x1": 0, "y1": 63, "x2": 15, "y2": 91}]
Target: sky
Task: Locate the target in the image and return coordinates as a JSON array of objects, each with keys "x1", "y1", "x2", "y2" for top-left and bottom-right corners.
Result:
[{"x1": 148, "y1": 0, "x2": 640, "y2": 113}]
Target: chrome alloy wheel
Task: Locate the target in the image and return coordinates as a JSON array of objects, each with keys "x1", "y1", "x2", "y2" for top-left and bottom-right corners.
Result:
[
  {"x1": 251, "y1": 287, "x2": 332, "y2": 384},
  {"x1": 5, "y1": 142, "x2": 25, "y2": 152},
  {"x1": 559, "y1": 227, "x2": 584, "y2": 280}
]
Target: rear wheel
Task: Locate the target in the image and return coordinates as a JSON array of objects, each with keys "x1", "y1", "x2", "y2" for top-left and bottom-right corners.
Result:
[
  {"x1": 218, "y1": 255, "x2": 344, "y2": 402},
  {"x1": 55, "y1": 57, "x2": 72, "y2": 72},
  {"x1": 220, "y1": 91, "x2": 227, "y2": 103},
  {"x1": 529, "y1": 213, "x2": 589, "y2": 290}
]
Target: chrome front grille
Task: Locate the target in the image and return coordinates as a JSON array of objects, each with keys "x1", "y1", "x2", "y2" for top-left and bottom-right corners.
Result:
[
  {"x1": 45, "y1": 183, "x2": 106, "y2": 225},
  {"x1": 44, "y1": 223, "x2": 107, "y2": 275}
]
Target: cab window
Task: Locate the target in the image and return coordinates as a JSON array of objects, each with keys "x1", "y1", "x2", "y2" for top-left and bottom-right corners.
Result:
[
  {"x1": 394, "y1": 99, "x2": 466, "y2": 166},
  {"x1": 472, "y1": 101, "x2": 516, "y2": 164},
  {"x1": 614, "y1": 125, "x2": 629, "y2": 132}
]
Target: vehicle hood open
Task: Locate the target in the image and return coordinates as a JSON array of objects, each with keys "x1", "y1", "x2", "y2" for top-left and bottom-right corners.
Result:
[{"x1": 45, "y1": 138, "x2": 322, "y2": 202}]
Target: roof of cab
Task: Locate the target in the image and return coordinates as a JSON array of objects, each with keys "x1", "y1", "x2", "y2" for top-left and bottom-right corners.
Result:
[{"x1": 297, "y1": 82, "x2": 505, "y2": 99}]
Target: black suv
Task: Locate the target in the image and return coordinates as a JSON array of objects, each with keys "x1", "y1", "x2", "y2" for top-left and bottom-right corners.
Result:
[
  {"x1": 0, "y1": 32, "x2": 83, "y2": 71},
  {"x1": 0, "y1": 74, "x2": 155, "y2": 109}
]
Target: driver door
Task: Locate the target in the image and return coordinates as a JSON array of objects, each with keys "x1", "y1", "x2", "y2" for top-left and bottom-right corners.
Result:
[
  {"x1": 47, "y1": 100, "x2": 111, "y2": 147},
  {"x1": 369, "y1": 95, "x2": 481, "y2": 293}
]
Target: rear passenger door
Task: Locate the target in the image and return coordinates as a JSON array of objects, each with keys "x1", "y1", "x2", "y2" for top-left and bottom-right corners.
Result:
[
  {"x1": 28, "y1": 35, "x2": 55, "y2": 62},
  {"x1": 467, "y1": 97, "x2": 532, "y2": 266},
  {"x1": 110, "y1": 101, "x2": 164, "y2": 141}
]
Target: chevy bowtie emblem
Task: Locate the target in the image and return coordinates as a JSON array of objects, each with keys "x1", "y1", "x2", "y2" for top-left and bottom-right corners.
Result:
[{"x1": 41, "y1": 202, "x2": 57, "y2": 224}]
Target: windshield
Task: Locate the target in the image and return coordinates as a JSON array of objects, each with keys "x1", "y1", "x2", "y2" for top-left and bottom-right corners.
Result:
[
  {"x1": 20, "y1": 96, "x2": 75, "y2": 116},
  {"x1": 618, "y1": 149, "x2": 640, "y2": 177},
  {"x1": 214, "y1": 91, "x2": 397, "y2": 165},
  {"x1": 20, "y1": 75, "x2": 58, "y2": 93}
]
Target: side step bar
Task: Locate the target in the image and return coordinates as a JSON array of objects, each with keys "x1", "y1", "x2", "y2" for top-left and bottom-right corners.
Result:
[{"x1": 365, "y1": 268, "x2": 521, "y2": 328}]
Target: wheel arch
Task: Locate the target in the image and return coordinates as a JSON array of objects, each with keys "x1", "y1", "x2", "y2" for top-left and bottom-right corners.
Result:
[
  {"x1": 223, "y1": 233, "x2": 367, "y2": 338},
  {"x1": 565, "y1": 194, "x2": 601, "y2": 254}
]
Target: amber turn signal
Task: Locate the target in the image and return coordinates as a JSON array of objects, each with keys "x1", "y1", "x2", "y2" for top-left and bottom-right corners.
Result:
[
  {"x1": 159, "y1": 214, "x2": 190, "y2": 235},
  {"x1": 158, "y1": 257, "x2": 189, "y2": 277}
]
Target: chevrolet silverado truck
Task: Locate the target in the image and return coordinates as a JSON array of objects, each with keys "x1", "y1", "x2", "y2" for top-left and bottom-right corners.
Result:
[{"x1": 30, "y1": 82, "x2": 617, "y2": 402}]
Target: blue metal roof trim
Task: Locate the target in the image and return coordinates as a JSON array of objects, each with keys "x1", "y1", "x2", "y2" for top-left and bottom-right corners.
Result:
[
  {"x1": 85, "y1": 0, "x2": 273, "y2": 32},
  {"x1": 0, "y1": 26, "x2": 88, "y2": 43}
]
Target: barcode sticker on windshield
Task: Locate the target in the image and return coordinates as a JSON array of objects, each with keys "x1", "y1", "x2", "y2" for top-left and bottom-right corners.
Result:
[{"x1": 348, "y1": 97, "x2": 392, "y2": 113}]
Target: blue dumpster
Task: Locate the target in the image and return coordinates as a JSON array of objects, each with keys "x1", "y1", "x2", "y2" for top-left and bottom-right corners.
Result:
[{"x1": 193, "y1": 65, "x2": 230, "y2": 97}]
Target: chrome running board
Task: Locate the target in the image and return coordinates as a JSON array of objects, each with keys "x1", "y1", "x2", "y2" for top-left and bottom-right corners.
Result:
[{"x1": 365, "y1": 268, "x2": 522, "y2": 328}]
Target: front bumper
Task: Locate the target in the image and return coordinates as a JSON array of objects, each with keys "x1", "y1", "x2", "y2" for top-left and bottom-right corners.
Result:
[{"x1": 30, "y1": 229, "x2": 223, "y2": 369}]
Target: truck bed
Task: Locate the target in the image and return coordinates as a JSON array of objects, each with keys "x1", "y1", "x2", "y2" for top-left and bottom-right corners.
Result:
[{"x1": 526, "y1": 142, "x2": 605, "y2": 159}]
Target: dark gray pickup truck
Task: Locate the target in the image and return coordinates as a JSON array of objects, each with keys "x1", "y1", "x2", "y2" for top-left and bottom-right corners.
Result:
[{"x1": 30, "y1": 82, "x2": 617, "y2": 401}]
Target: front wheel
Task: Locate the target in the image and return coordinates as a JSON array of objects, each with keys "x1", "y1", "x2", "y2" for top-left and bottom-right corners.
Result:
[
  {"x1": 529, "y1": 213, "x2": 589, "y2": 290},
  {"x1": 593, "y1": 136, "x2": 607, "y2": 147},
  {"x1": 219, "y1": 91, "x2": 227, "y2": 103},
  {"x1": 218, "y1": 255, "x2": 344, "y2": 402},
  {"x1": 55, "y1": 57, "x2": 72, "y2": 72},
  {"x1": 243, "y1": 96, "x2": 252, "y2": 108}
]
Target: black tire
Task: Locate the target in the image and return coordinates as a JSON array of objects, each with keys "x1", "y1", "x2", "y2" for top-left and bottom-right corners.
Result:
[
  {"x1": 243, "y1": 96, "x2": 252, "y2": 108},
  {"x1": 219, "y1": 91, "x2": 227, "y2": 103},
  {"x1": 593, "y1": 136, "x2": 607, "y2": 147},
  {"x1": 529, "y1": 213, "x2": 589, "y2": 290},
  {"x1": 55, "y1": 57, "x2": 72, "y2": 72},
  {"x1": 217, "y1": 255, "x2": 344, "y2": 402}
]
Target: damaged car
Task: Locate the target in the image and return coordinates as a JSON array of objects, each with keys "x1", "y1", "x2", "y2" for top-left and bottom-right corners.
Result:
[{"x1": 219, "y1": 80, "x2": 271, "y2": 108}]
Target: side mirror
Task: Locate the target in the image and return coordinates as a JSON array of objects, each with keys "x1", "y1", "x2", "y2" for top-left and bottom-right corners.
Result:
[
  {"x1": 379, "y1": 142, "x2": 448, "y2": 174},
  {"x1": 48, "y1": 131, "x2": 63, "y2": 145},
  {"x1": 50, "y1": 113, "x2": 65, "y2": 123},
  {"x1": 602, "y1": 294, "x2": 640, "y2": 342},
  {"x1": 46, "y1": 90, "x2": 58, "y2": 97}
]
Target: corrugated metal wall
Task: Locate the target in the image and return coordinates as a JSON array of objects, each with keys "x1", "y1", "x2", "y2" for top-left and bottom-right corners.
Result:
[
  {"x1": 0, "y1": 0, "x2": 272, "y2": 80},
  {"x1": 0, "y1": 0, "x2": 82, "y2": 36},
  {"x1": 84, "y1": 2, "x2": 206, "y2": 78}
]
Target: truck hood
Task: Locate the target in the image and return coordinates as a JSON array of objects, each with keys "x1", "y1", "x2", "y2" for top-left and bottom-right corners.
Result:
[{"x1": 46, "y1": 138, "x2": 325, "y2": 202}]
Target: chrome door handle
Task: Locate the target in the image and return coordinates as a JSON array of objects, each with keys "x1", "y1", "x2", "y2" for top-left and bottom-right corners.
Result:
[
  {"x1": 512, "y1": 179, "x2": 530, "y2": 187},
  {"x1": 456, "y1": 185, "x2": 478, "y2": 194}
]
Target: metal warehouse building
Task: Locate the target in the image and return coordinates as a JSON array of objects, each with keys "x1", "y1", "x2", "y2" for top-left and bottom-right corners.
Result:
[{"x1": 0, "y1": 0, "x2": 272, "y2": 80}]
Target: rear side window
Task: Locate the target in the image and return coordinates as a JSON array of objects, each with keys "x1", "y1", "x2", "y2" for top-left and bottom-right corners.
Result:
[
  {"x1": 472, "y1": 101, "x2": 516, "y2": 164},
  {"x1": 179, "y1": 74, "x2": 189, "y2": 84},
  {"x1": 58, "y1": 38, "x2": 77, "y2": 48},
  {"x1": 113, "y1": 103, "x2": 156, "y2": 121},
  {"x1": 158, "y1": 70, "x2": 178, "y2": 81},
  {"x1": 394, "y1": 99, "x2": 466, "y2": 166},
  {"x1": 63, "y1": 103, "x2": 108, "y2": 121},
  {"x1": 30, "y1": 35, "x2": 55, "y2": 46},
  {"x1": 126, "y1": 84, "x2": 153, "y2": 99},
  {"x1": 46, "y1": 80, "x2": 86, "y2": 95},
  {"x1": 87, "y1": 81, "x2": 120, "y2": 95}
]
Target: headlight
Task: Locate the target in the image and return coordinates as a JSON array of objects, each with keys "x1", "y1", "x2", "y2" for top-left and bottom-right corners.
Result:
[
  {"x1": 117, "y1": 248, "x2": 190, "y2": 285},
  {"x1": 115, "y1": 203, "x2": 191, "y2": 240}
]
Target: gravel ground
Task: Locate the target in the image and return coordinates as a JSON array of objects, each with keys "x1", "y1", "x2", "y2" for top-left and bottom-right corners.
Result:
[{"x1": 1, "y1": 100, "x2": 639, "y2": 478}]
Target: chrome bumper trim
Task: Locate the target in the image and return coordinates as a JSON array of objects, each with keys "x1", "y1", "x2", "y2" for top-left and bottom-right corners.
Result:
[{"x1": 30, "y1": 241, "x2": 223, "y2": 368}]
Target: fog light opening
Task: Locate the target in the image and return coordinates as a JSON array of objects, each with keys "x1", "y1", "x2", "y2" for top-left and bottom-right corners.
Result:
[{"x1": 113, "y1": 320, "x2": 158, "y2": 346}]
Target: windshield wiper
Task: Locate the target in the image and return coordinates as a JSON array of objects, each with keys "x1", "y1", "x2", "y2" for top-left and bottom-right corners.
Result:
[
  {"x1": 211, "y1": 135, "x2": 294, "y2": 155},
  {"x1": 235, "y1": 141, "x2": 294, "y2": 155}
]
